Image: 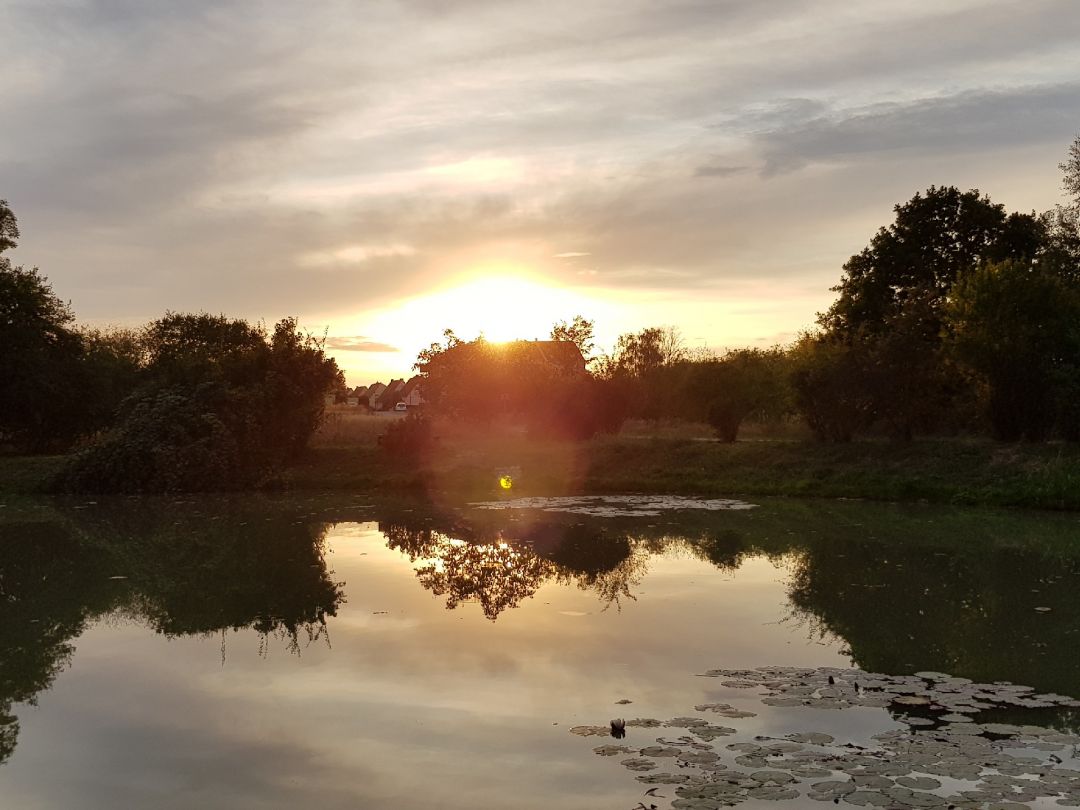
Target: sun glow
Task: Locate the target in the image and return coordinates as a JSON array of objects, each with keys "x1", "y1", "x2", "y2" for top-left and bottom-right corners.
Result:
[{"x1": 369, "y1": 271, "x2": 613, "y2": 348}]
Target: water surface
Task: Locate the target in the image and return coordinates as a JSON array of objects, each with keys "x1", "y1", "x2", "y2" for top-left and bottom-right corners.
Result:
[{"x1": 1, "y1": 495, "x2": 1079, "y2": 808}]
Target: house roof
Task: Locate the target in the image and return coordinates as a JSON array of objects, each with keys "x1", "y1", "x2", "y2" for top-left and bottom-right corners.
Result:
[
  {"x1": 401, "y1": 375, "x2": 423, "y2": 397},
  {"x1": 505, "y1": 340, "x2": 586, "y2": 372}
]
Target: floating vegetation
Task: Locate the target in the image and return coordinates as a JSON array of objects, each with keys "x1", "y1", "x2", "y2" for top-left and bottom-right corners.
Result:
[
  {"x1": 569, "y1": 666, "x2": 1080, "y2": 808},
  {"x1": 468, "y1": 495, "x2": 756, "y2": 517}
]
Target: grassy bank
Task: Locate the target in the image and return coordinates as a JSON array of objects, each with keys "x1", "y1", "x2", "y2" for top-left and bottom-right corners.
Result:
[
  {"x1": 4, "y1": 417, "x2": 1080, "y2": 510},
  {"x1": 287, "y1": 417, "x2": 1080, "y2": 510}
]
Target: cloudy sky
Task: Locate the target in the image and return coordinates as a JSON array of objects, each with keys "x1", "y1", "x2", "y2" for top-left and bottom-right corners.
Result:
[{"x1": 3, "y1": 0, "x2": 1079, "y2": 383}]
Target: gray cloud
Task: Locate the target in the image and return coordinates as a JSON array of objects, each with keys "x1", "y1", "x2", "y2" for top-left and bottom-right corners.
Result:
[
  {"x1": 325, "y1": 337, "x2": 400, "y2": 353},
  {"x1": 756, "y1": 84, "x2": 1080, "y2": 175},
  {"x1": 1, "y1": 0, "x2": 1076, "y2": 357},
  {"x1": 695, "y1": 164, "x2": 751, "y2": 178}
]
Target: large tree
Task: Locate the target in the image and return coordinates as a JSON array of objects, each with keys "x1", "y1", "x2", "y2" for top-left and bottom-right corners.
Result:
[
  {"x1": 550, "y1": 315, "x2": 596, "y2": 362},
  {"x1": 0, "y1": 204, "x2": 89, "y2": 451},
  {"x1": 814, "y1": 187, "x2": 1047, "y2": 438},
  {"x1": 822, "y1": 186, "x2": 1043, "y2": 337},
  {"x1": 946, "y1": 260, "x2": 1080, "y2": 441}
]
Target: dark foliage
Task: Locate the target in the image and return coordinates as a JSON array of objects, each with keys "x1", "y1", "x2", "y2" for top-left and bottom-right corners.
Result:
[
  {"x1": 946, "y1": 260, "x2": 1080, "y2": 441},
  {"x1": 380, "y1": 412, "x2": 436, "y2": 463},
  {"x1": 56, "y1": 315, "x2": 341, "y2": 493}
]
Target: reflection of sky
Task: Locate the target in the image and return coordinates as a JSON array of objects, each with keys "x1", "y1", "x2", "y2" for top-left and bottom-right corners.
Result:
[{"x1": 0, "y1": 523, "x2": 851, "y2": 809}]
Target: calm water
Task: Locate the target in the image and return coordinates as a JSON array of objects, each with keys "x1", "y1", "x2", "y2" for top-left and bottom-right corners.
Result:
[{"x1": 1, "y1": 494, "x2": 1080, "y2": 808}]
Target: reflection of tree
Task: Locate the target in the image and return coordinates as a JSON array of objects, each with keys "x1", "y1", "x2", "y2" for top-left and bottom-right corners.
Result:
[
  {"x1": 417, "y1": 538, "x2": 556, "y2": 621},
  {"x1": 692, "y1": 529, "x2": 748, "y2": 571},
  {"x1": 785, "y1": 538, "x2": 1080, "y2": 700},
  {"x1": 546, "y1": 527, "x2": 648, "y2": 610},
  {"x1": 0, "y1": 521, "x2": 114, "y2": 765},
  {"x1": 0, "y1": 501, "x2": 345, "y2": 764},
  {"x1": 381, "y1": 516, "x2": 650, "y2": 619}
]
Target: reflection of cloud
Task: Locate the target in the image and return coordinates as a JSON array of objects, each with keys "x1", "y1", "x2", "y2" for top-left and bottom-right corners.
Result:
[{"x1": 325, "y1": 336, "x2": 399, "y2": 352}]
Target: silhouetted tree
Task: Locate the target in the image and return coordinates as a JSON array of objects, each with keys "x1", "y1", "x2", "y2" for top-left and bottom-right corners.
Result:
[
  {"x1": 57, "y1": 314, "x2": 341, "y2": 492},
  {"x1": 551, "y1": 315, "x2": 596, "y2": 362},
  {"x1": 945, "y1": 260, "x2": 1080, "y2": 441},
  {"x1": 0, "y1": 199, "x2": 18, "y2": 253},
  {"x1": 690, "y1": 348, "x2": 789, "y2": 442},
  {"x1": 788, "y1": 334, "x2": 873, "y2": 442},
  {"x1": 823, "y1": 187, "x2": 1042, "y2": 337},
  {"x1": 0, "y1": 206, "x2": 87, "y2": 451}
]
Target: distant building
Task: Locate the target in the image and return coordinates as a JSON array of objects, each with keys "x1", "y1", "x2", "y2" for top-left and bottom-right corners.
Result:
[
  {"x1": 381, "y1": 378, "x2": 405, "y2": 410},
  {"x1": 400, "y1": 375, "x2": 424, "y2": 408},
  {"x1": 366, "y1": 381, "x2": 388, "y2": 410},
  {"x1": 507, "y1": 340, "x2": 587, "y2": 376}
]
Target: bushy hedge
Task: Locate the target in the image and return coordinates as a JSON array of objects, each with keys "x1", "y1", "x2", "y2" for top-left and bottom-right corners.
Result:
[{"x1": 55, "y1": 315, "x2": 341, "y2": 493}]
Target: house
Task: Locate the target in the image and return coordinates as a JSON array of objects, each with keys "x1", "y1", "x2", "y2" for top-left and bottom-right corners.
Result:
[
  {"x1": 366, "y1": 381, "x2": 387, "y2": 410},
  {"x1": 507, "y1": 340, "x2": 587, "y2": 376},
  {"x1": 382, "y1": 378, "x2": 406, "y2": 410},
  {"x1": 400, "y1": 375, "x2": 424, "y2": 408}
]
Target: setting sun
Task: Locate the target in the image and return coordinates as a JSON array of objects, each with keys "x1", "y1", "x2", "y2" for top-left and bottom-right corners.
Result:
[{"x1": 368, "y1": 271, "x2": 614, "y2": 349}]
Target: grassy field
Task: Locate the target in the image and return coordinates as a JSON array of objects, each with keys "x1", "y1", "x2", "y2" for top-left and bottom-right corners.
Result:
[
  {"x1": 4, "y1": 414, "x2": 1080, "y2": 510},
  {"x1": 292, "y1": 414, "x2": 1080, "y2": 510}
]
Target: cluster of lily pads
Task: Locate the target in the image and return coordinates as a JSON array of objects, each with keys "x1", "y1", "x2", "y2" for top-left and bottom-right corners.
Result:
[
  {"x1": 570, "y1": 666, "x2": 1080, "y2": 808},
  {"x1": 469, "y1": 495, "x2": 756, "y2": 517}
]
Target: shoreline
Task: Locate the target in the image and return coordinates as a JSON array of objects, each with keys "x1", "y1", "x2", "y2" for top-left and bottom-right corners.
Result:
[{"x1": 4, "y1": 436, "x2": 1080, "y2": 512}]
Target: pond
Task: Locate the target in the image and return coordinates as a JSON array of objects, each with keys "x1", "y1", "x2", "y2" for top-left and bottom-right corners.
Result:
[{"x1": 1, "y1": 493, "x2": 1080, "y2": 808}]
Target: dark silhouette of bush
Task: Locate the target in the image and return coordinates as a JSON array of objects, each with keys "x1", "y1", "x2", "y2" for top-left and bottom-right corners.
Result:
[
  {"x1": 380, "y1": 412, "x2": 436, "y2": 464},
  {"x1": 946, "y1": 260, "x2": 1080, "y2": 441},
  {"x1": 56, "y1": 315, "x2": 341, "y2": 493},
  {"x1": 789, "y1": 336, "x2": 872, "y2": 443}
]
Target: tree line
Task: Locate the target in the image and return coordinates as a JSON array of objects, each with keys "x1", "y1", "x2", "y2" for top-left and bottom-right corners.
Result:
[
  {"x1": 0, "y1": 201, "x2": 342, "y2": 491},
  {"x1": 410, "y1": 136, "x2": 1080, "y2": 445},
  {"x1": 5, "y1": 135, "x2": 1080, "y2": 491}
]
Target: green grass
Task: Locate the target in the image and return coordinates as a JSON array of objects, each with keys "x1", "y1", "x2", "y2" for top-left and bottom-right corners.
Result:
[
  {"x1": 6, "y1": 432, "x2": 1080, "y2": 511},
  {"x1": 0, "y1": 455, "x2": 65, "y2": 495}
]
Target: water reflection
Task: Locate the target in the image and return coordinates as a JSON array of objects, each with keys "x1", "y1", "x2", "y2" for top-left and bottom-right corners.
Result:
[
  {"x1": 0, "y1": 501, "x2": 344, "y2": 763},
  {"x1": 381, "y1": 514, "x2": 650, "y2": 619},
  {"x1": 376, "y1": 501, "x2": 1080, "y2": 699},
  {"x1": 2, "y1": 494, "x2": 1080, "y2": 784}
]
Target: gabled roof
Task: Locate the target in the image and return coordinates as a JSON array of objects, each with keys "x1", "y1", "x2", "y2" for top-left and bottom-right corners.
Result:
[
  {"x1": 401, "y1": 375, "x2": 423, "y2": 397},
  {"x1": 506, "y1": 340, "x2": 586, "y2": 373}
]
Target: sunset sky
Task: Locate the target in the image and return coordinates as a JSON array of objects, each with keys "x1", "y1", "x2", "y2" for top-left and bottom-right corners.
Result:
[{"x1": 4, "y1": 0, "x2": 1079, "y2": 384}]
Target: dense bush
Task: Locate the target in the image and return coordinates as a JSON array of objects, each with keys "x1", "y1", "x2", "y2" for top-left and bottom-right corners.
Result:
[
  {"x1": 380, "y1": 412, "x2": 436, "y2": 463},
  {"x1": 946, "y1": 260, "x2": 1080, "y2": 441},
  {"x1": 691, "y1": 349, "x2": 789, "y2": 442},
  {"x1": 789, "y1": 336, "x2": 872, "y2": 443},
  {"x1": 56, "y1": 315, "x2": 341, "y2": 493}
]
